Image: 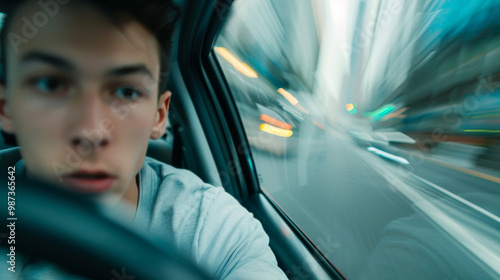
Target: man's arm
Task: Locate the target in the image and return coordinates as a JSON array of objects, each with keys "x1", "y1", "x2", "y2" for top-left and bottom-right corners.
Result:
[{"x1": 194, "y1": 187, "x2": 287, "y2": 280}]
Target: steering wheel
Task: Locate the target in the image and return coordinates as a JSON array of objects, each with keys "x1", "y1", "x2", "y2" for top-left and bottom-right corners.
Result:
[{"x1": 0, "y1": 177, "x2": 209, "y2": 280}]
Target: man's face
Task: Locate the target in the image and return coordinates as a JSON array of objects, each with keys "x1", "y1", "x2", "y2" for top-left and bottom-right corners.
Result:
[{"x1": 0, "y1": 1, "x2": 170, "y2": 200}]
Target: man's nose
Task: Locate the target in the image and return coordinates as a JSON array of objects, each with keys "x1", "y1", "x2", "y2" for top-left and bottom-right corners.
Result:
[{"x1": 69, "y1": 90, "x2": 113, "y2": 151}]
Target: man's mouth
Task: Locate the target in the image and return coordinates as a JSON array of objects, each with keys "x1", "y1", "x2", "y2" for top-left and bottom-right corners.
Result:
[{"x1": 62, "y1": 170, "x2": 117, "y2": 193}]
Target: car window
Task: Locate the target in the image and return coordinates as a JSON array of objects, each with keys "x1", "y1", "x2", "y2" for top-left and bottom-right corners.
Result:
[{"x1": 214, "y1": 0, "x2": 500, "y2": 279}]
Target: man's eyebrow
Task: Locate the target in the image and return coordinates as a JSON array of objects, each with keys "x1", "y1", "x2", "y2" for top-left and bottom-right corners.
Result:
[
  {"x1": 19, "y1": 52, "x2": 154, "y2": 79},
  {"x1": 20, "y1": 52, "x2": 76, "y2": 72},
  {"x1": 105, "y1": 65, "x2": 154, "y2": 79}
]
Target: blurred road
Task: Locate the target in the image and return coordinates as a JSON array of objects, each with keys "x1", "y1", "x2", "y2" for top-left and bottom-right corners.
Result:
[{"x1": 252, "y1": 129, "x2": 500, "y2": 279}]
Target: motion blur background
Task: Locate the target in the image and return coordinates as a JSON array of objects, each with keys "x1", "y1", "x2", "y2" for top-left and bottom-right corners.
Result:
[
  {"x1": 215, "y1": 0, "x2": 500, "y2": 278},
  {"x1": 0, "y1": 0, "x2": 498, "y2": 278}
]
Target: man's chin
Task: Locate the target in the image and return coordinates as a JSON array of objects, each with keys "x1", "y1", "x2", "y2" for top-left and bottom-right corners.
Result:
[{"x1": 93, "y1": 192, "x2": 122, "y2": 205}]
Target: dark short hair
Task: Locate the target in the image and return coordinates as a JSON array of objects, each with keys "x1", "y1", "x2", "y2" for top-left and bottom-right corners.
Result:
[{"x1": 0, "y1": 0, "x2": 179, "y2": 95}]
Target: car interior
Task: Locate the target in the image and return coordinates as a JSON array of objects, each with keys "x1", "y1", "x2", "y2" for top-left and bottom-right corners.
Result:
[
  {"x1": 0, "y1": 0, "x2": 340, "y2": 279},
  {"x1": 2, "y1": 0, "x2": 500, "y2": 279}
]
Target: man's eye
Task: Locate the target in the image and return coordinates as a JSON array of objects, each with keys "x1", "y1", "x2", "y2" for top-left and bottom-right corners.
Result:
[
  {"x1": 115, "y1": 87, "x2": 143, "y2": 100},
  {"x1": 33, "y1": 77, "x2": 68, "y2": 94}
]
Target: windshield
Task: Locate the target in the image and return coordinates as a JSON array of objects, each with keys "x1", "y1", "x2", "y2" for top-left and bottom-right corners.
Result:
[{"x1": 215, "y1": 0, "x2": 500, "y2": 279}]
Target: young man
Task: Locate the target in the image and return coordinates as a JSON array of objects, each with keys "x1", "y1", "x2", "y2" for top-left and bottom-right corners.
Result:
[{"x1": 0, "y1": 0, "x2": 287, "y2": 279}]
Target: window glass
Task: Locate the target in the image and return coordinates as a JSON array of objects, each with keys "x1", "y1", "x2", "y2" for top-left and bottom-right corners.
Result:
[{"x1": 215, "y1": 0, "x2": 500, "y2": 279}]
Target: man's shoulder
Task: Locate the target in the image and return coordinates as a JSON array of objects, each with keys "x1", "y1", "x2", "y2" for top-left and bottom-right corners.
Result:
[
  {"x1": 141, "y1": 156, "x2": 223, "y2": 211},
  {"x1": 141, "y1": 156, "x2": 230, "y2": 243},
  {"x1": 142, "y1": 156, "x2": 195, "y2": 180},
  {"x1": 140, "y1": 158, "x2": 286, "y2": 279},
  {"x1": 142, "y1": 156, "x2": 215, "y2": 192}
]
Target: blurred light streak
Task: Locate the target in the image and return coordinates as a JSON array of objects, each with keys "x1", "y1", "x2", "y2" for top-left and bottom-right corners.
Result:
[
  {"x1": 294, "y1": 103, "x2": 310, "y2": 114},
  {"x1": 463, "y1": 130, "x2": 500, "y2": 133},
  {"x1": 367, "y1": 147, "x2": 409, "y2": 164},
  {"x1": 214, "y1": 47, "x2": 258, "y2": 78},
  {"x1": 471, "y1": 114, "x2": 500, "y2": 119},
  {"x1": 345, "y1": 103, "x2": 358, "y2": 114},
  {"x1": 425, "y1": 157, "x2": 500, "y2": 184},
  {"x1": 369, "y1": 105, "x2": 395, "y2": 120},
  {"x1": 260, "y1": 123, "x2": 293, "y2": 137},
  {"x1": 383, "y1": 107, "x2": 409, "y2": 120},
  {"x1": 277, "y1": 88, "x2": 299, "y2": 105},
  {"x1": 313, "y1": 121, "x2": 325, "y2": 130},
  {"x1": 260, "y1": 114, "x2": 293, "y2": 130}
]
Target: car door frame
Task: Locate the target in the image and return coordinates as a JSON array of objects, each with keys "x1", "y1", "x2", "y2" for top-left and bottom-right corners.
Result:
[{"x1": 172, "y1": 0, "x2": 344, "y2": 278}]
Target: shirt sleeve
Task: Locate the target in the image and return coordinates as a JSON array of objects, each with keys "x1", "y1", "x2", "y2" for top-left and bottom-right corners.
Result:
[{"x1": 193, "y1": 186, "x2": 287, "y2": 280}]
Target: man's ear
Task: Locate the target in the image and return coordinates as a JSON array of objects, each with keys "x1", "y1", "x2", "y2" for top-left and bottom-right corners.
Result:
[
  {"x1": 0, "y1": 84, "x2": 15, "y2": 134},
  {"x1": 150, "y1": 90, "x2": 171, "y2": 139}
]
